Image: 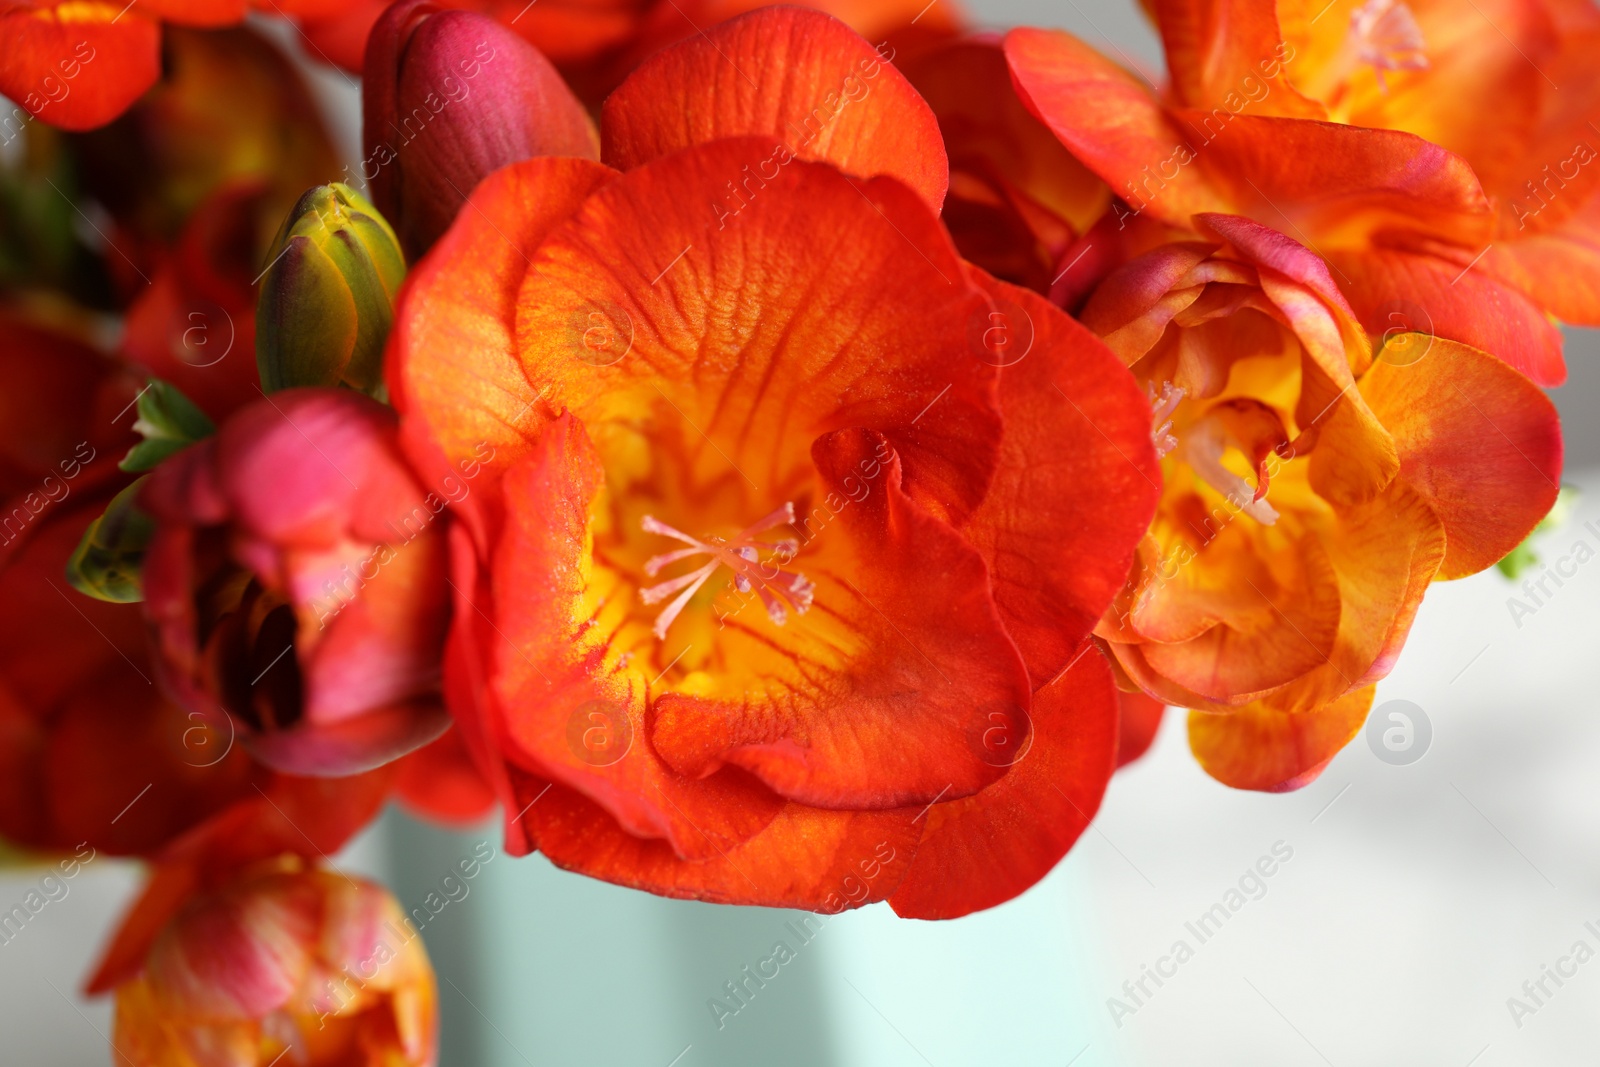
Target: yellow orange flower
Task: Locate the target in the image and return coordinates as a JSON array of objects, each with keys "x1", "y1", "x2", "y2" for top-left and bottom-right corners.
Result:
[{"x1": 1083, "y1": 212, "x2": 1562, "y2": 788}]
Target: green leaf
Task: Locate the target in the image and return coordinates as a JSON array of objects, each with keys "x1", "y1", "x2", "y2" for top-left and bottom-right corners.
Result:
[
  {"x1": 120, "y1": 379, "x2": 215, "y2": 473},
  {"x1": 66, "y1": 477, "x2": 155, "y2": 603}
]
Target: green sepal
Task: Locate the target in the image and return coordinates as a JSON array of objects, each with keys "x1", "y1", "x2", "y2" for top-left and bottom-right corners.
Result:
[{"x1": 120, "y1": 379, "x2": 216, "y2": 473}]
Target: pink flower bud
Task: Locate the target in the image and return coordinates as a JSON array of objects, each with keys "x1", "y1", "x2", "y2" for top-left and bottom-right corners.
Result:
[
  {"x1": 140, "y1": 388, "x2": 452, "y2": 777},
  {"x1": 361, "y1": 0, "x2": 599, "y2": 257}
]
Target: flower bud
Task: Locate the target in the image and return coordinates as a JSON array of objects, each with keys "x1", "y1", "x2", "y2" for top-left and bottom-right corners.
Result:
[
  {"x1": 67, "y1": 478, "x2": 156, "y2": 604},
  {"x1": 140, "y1": 388, "x2": 452, "y2": 777},
  {"x1": 255, "y1": 183, "x2": 406, "y2": 396},
  {"x1": 362, "y1": 0, "x2": 599, "y2": 258},
  {"x1": 113, "y1": 859, "x2": 438, "y2": 1067}
]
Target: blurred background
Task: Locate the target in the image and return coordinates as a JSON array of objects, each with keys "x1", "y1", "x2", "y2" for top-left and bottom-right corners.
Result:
[{"x1": 5, "y1": 0, "x2": 1599, "y2": 1063}]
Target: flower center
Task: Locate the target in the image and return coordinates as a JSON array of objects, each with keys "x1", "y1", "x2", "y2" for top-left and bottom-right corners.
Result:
[
  {"x1": 1181, "y1": 413, "x2": 1279, "y2": 526},
  {"x1": 638, "y1": 502, "x2": 815, "y2": 640}
]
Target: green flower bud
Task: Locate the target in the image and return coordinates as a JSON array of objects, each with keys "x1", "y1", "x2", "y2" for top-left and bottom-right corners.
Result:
[
  {"x1": 255, "y1": 183, "x2": 406, "y2": 396},
  {"x1": 67, "y1": 478, "x2": 155, "y2": 604}
]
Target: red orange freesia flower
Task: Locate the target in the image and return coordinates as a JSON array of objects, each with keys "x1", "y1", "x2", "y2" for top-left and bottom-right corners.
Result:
[{"x1": 391, "y1": 8, "x2": 1159, "y2": 918}]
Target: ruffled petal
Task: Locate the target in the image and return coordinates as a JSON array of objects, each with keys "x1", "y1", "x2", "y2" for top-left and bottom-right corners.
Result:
[
  {"x1": 1330, "y1": 245, "x2": 1566, "y2": 386},
  {"x1": 1188, "y1": 684, "x2": 1372, "y2": 791},
  {"x1": 513, "y1": 769, "x2": 922, "y2": 910}
]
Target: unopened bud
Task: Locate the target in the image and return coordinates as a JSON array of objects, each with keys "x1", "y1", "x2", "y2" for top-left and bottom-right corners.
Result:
[{"x1": 255, "y1": 183, "x2": 405, "y2": 396}]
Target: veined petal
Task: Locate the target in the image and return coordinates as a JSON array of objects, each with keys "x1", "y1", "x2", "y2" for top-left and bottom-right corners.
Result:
[
  {"x1": 602, "y1": 6, "x2": 947, "y2": 210},
  {"x1": 491, "y1": 413, "x2": 783, "y2": 858},
  {"x1": 1188, "y1": 684, "x2": 1372, "y2": 791},
  {"x1": 888, "y1": 647, "x2": 1118, "y2": 919},
  {"x1": 1004, "y1": 27, "x2": 1228, "y2": 223},
  {"x1": 652, "y1": 428, "x2": 1031, "y2": 809},
  {"x1": 391, "y1": 155, "x2": 618, "y2": 540}
]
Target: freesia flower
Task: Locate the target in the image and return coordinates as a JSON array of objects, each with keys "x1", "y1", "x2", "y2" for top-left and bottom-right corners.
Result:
[
  {"x1": 393, "y1": 8, "x2": 1160, "y2": 918},
  {"x1": 1003, "y1": 15, "x2": 1575, "y2": 385},
  {"x1": 1083, "y1": 212, "x2": 1562, "y2": 789},
  {"x1": 140, "y1": 388, "x2": 455, "y2": 777},
  {"x1": 108, "y1": 857, "x2": 437, "y2": 1067}
]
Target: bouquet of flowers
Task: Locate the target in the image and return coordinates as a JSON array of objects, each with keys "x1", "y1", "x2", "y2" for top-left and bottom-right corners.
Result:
[{"x1": 0, "y1": 0, "x2": 1582, "y2": 1060}]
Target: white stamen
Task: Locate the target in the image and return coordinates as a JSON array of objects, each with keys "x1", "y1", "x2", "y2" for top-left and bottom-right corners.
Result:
[
  {"x1": 638, "y1": 503, "x2": 814, "y2": 640},
  {"x1": 1149, "y1": 381, "x2": 1186, "y2": 459},
  {"x1": 1183, "y1": 417, "x2": 1279, "y2": 526},
  {"x1": 1348, "y1": 0, "x2": 1429, "y2": 90}
]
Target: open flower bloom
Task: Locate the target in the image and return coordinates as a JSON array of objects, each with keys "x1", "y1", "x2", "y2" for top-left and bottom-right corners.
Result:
[
  {"x1": 108, "y1": 857, "x2": 436, "y2": 1067},
  {"x1": 1084, "y1": 212, "x2": 1562, "y2": 789},
  {"x1": 1004, "y1": 11, "x2": 1579, "y2": 385},
  {"x1": 393, "y1": 7, "x2": 1159, "y2": 918},
  {"x1": 141, "y1": 389, "x2": 454, "y2": 777}
]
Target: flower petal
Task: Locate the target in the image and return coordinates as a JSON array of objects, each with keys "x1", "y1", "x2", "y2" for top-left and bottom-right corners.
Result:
[
  {"x1": 1188, "y1": 684, "x2": 1372, "y2": 791},
  {"x1": 1152, "y1": 0, "x2": 1322, "y2": 116},
  {"x1": 511, "y1": 769, "x2": 922, "y2": 910},
  {"x1": 1330, "y1": 245, "x2": 1567, "y2": 386},
  {"x1": 1360, "y1": 337, "x2": 1563, "y2": 578},
  {"x1": 888, "y1": 647, "x2": 1118, "y2": 919},
  {"x1": 490, "y1": 413, "x2": 784, "y2": 858},
  {"x1": 1004, "y1": 26, "x2": 1226, "y2": 222},
  {"x1": 0, "y1": 3, "x2": 159, "y2": 131},
  {"x1": 391, "y1": 155, "x2": 618, "y2": 527},
  {"x1": 602, "y1": 6, "x2": 947, "y2": 210}
]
